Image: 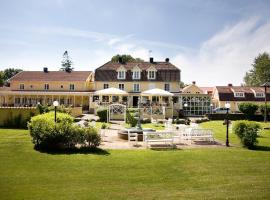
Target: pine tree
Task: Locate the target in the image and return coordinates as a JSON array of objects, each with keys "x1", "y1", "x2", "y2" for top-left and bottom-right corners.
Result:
[{"x1": 60, "y1": 51, "x2": 74, "y2": 72}]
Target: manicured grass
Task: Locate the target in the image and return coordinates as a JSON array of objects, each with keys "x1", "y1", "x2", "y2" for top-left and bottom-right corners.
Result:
[
  {"x1": 0, "y1": 129, "x2": 270, "y2": 199},
  {"x1": 200, "y1": 121, "x2": 270, "y2": 148}
]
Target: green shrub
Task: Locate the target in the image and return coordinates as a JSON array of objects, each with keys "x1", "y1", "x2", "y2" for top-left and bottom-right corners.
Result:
[
  {"x1": 28, "y1": 112, "x2": 74, "y2": 149},
  {"x1": 260, "y1": 104, "x2": 270, "y2": 116},
  {"x1": 101, "y1": 123, "x2": 109, "y2": 129},
  {"x1": 127, "y1": 108, "x2": 138, "y2": 113},
  {"x1": 126, "y1": 110, "x2": 137, "y2": 127},
  {"x1": 28, "y1": 112, "x2": 101, "y2": 150},
  {"x1": 36, "y1": 104, "x2": 71, "y2": 114},
  {"x1": 233, "y1": 120, "x2": 262, "y2": 149},
  {"x1": 238, "y1": 103, "x2": 259, "y2": 119},
  {"x1": 97, "y1": 109, "x2": 107, "y2": 122},
  {"x1": 141, "y1": 118, "x2": 151, "y2": 124},
  {"x1": 81, "y1": 126, "x2": 101, "y2": 148},
  {"x1": 194, "y1": 118, "x2": 209, "y2": 124}
]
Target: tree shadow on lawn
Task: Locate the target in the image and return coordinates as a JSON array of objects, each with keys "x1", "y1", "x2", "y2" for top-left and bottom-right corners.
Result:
[
  {"x1": 35, "y1": 146, "x2": 110, "y2": 155},
  {"x1": 252, "y1": 146, "x2": 270, "y2": 151}
]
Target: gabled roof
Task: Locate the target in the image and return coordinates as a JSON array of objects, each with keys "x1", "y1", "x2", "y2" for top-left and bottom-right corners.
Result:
[
  {"x1": 96, "y1": 61, "x2": 180, "y2": 71},
  {"x1": 95, "y1": 61, "x2": 181, "y2": 82},
  {"x1": 9, "y1": 71, "x2": 93, "y2": 82},
  {"x1": 215, "y1": 86, "x2": 270, "y2": 101}
]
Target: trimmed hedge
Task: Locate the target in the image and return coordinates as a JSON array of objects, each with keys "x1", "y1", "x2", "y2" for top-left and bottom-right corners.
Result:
[
  {"x1": 206, "y1": 113, "x2": 270, "y2": 121},
  {"x1": 238, "y1": 103, "x2": 259, "y2": 119},
  {"x1": 97, "y1": 109, "x2": 107, "y2": 122}
]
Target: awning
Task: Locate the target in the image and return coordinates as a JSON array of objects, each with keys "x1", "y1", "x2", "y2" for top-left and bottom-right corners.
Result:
[
  {"x1": 141, "y1": 88, "x2": 174, "y2": 96},
  {"x1": 94, "y1": 87, "x2": 128, "y2": 95}
]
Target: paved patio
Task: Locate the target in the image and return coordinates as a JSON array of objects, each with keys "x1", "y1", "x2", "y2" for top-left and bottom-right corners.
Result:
[{"x1": 99, "y1": 123, "x2": 222, "y2": 150}]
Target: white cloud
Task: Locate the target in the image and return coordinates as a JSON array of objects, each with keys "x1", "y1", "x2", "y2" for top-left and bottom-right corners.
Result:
[{"x1": 172, "y1": 17, "x2": 270, "y2": 86}]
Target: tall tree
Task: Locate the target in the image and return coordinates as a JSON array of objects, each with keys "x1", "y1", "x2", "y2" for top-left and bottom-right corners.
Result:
[
  {"x1": 3, "y1": 68, "x2": 22, "y2": 80},
  {"x1": 0, "y1": 68, "x2": 22, "y2": 87},
  {"x1": 244, "y1": 52, "x2": 270, "y2": 86},
  {"x1": 60, "y1": 51, "x2": 73, "y2": 72},
  {"x1": 111, "y1": 54, "x2": 144, "y2": 62},
  {"x1": 0, "y1": 71, "x2": 4, "y2": 87}
]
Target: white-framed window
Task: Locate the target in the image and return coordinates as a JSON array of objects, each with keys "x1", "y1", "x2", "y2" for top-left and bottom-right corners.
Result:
[
  {"x1": 132, "y1": 71, "x2": 141, "y2": 79},
  {"x1": 255, "y1": 92, "x2": 265, "y2": 98},
  {"x1": 234, "y1": 92, "x2": 244, "y2": 97},
  {"x1": 133, "y1": 83, "x2": 140, "y2": 92},
  {"x1": 19, "y1": 83, "x2": 24, "y2": 90},
  {"x1": 164, "y1": 83, "x2": 170, "y2": 91},
  {"x1": 104, "y1": 83, "x2": 109, "y2": 89},
  {"x1": 70, "y1": 84, "x2": 75, "y2": 91},
  {"x1": 148, "y1": 70, "x2": 156, "y2": 79},
  {"x1": 117, "y1": 71, "x2": 126, "y2": 79},
  {"x1": 119, "y1": 83, "x2": 124, "y2": 90},
  {"x1": 44, "y1": 84, "x2": 49, "y2": 90}
]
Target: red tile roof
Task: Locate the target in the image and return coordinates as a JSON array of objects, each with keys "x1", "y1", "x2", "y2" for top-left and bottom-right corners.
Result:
[{"x1": 9, "y1": 71, "x2": 92, "y2": 82}]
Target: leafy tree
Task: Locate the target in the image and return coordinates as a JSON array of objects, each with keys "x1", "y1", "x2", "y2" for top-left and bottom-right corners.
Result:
[
  {"x1": 244, "y1": 52, "x2": 270, "y2": 86},
  {"x1": 3, "y1": 68, "x2": 22, "y2": 81},
  {"x1": 0, "y1": 71, "x2": 4, "y2": 86},
  {"x1": 111, "y1": 54, "x2": 144, "y2": 62},
  {"x1": 0, "y1": 68, "x2": 22, "y2": 86},
  {"x1": 60, "y1": 51, "x2": 74, "y2": 72}
]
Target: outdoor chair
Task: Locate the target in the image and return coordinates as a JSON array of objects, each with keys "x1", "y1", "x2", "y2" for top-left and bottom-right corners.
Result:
[{"x1": 128, "y1": 131, "x2": 138, "y2": 146}]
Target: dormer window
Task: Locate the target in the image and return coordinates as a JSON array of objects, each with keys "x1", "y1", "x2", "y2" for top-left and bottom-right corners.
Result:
[
  {"x1": 234, "y1": 92, "x2": 245, "y2": 97},
  {"x1": 118, "y1": 71, "x2": 126, "y2": 79},
  {"x1": 148, "y1": 71, "x2": 156, "y2": 79},
  {"x1": 255, "y1": 92, "x2": 265, "y2": 98},
  {"x1": 147, "y1": 66, "x2": 157, "y2": 80},
  {"x1": 117, "y1": 66, "x2": 126, "y2": 80},
  {"x1": 132, "y1": 66, "x2": 141, "y2": 80}
]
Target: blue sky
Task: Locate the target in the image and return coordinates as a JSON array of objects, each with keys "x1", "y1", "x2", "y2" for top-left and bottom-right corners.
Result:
[{"x1": 0, "y1": 0, "x2": 270, "y2": 85}]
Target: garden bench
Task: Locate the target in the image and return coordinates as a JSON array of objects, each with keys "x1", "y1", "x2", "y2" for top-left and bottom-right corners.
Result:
[
  {"x1": 144, "y1": 131, "x2": 174, "y2": 148},
  {"x1": 190, "y1": 129, "x2": 214, "y2": 142}
]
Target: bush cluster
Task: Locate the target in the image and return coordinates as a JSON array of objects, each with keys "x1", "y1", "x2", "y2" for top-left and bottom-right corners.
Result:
[
  {"x1": 126, "y1": 110, "x2": 138, "y2": 127},
  {"x1": 97, "y1": 109, "x2": 107, "y2": 122},
  {"x1": 37, "y1": 104, "x2": 71, "y2": 114},
  {"x1": 233, "y1": 120, "x2": 262, "y2": 149},
  {"x1": 173, "y1": 117, "x2": 190, "y2": 125},
  {"x1": 194, "y1": 118, "x2": 209, "y2": 124},
  {"x1": 238, "y1": 103, "x2": 259, "y2": 119},
  {"x1": 28, "y1": 112, "x2": 101, "y2": 150},
  {"x1": 259, "y1": 104, "x2": 270, "y2": 116}
]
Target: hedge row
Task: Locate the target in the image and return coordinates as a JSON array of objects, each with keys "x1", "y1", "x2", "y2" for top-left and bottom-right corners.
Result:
[{"x1": 206, "y1": 113, "x2": 270, "y2": 121}]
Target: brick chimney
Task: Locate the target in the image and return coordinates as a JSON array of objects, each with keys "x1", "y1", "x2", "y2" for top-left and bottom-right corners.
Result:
[
  {"x1": 192, "y1": 81, "x2": 196, "y2": 85},
  {"x1": 228, "y1": 83, "x2": 233, "y2": 87}
]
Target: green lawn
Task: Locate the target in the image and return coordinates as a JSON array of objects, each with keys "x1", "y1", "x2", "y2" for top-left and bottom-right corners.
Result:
[
  {"x1": 0, "y1": 128, "x2": 270, "y2": 199},
  {"x1": 200, "y1": 121, "x2": 270, "y2": 148}
]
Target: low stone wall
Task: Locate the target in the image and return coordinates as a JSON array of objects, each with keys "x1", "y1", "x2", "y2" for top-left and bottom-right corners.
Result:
[{"x1": 0, "y1": 107, "x2": 39, "y2": 127}]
